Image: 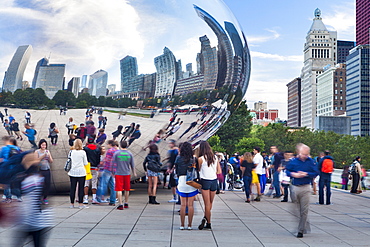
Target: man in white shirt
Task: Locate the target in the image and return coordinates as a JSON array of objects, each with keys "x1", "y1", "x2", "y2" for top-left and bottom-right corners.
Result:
[
  {"x1": 163, "y1": 121, "x2": 183, "y2": 140},
  {"x1": 253, "y1": 146, "x2": 265, "y2": 201}
]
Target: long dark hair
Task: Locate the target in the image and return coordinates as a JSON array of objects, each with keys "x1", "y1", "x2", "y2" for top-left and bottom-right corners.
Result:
[
  {"x1": 117, "y1": 125, "x2": 123, "y2": 132},
  {"x1": 149, "y1": 144, "x2": 159, "y2": 154},
  {"x1": 198, "y1": 141, "x2": 215, "y2": 166},
  {"x1": 38, "y1": 139, "x2": 48, "y2": 149},
  {"x1": 180, "y1": 142, "x2": 193, "y2": 164},
  {"x1": 50, "y1": 122, "x2": 56, "y2": 129}
]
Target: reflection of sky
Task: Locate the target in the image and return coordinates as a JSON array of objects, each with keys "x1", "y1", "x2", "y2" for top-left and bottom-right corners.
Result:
[{"x1": 0, "y1": 0, "x2": 246, "y2": 92}]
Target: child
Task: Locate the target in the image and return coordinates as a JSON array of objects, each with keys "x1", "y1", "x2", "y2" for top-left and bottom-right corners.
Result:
[
  {"x1": 3, "y1": 119, "x2": 12, "y2": 135},
  {"x1": 279, "y1": 151, "x2": 294, "y2": 202},
  {"x1": 68, "y1": 134, "x2": 76, "y2": 147},
  {"x1": 22, "y1": 124, "x2": 37, "y2": 149},
  {"x1": 96, "y1": 129, "x2": 107, "y2": 145},
  {"x1": 112, "y1": 125, "x2": 123, "y2": 141},
  {"x1": 75, "y1": 123, "x2": 87, "y2": 141}
]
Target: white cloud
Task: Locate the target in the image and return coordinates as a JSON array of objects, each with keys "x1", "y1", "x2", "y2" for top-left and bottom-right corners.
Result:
[
  {"x1": 324, "y1": 2, "x2": 355, "y2": 40},
  {"x1": 247, "y1": 29, "x2": 281, "y2": 44},
  {"x1": 251, "y1": 51, "x2": 302, "y2": 62}
]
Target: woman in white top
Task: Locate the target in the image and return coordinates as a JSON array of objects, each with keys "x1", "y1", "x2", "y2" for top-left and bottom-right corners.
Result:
[
  {"x1": 66, "y1": 117, "x2": 75, "y2": 135},
  {"x1": 197, "y1": 141, "x2": 221, "y2": 231},
  {"x1": 35, "y1": 139, "x2": 53, "y2": 205},
  {"x1": 68, "y1": 139, "x2": 88, "y2": 208}
]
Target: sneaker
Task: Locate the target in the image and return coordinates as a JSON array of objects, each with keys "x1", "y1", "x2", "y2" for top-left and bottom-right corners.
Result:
[
  {"x1": 109, "y1": 203, "x2": 116, "y2": 206},
  {"x1": 92, "y1": 199, "x2": 100, "y2": 204},
  {"x1": 281, "y1": 200, "x2": 288, "y2": 202},
  {"x1": 198, "y1": 217, "x2": 207, "y2": 230},
  {"x1": 124, "y1": 203, "x2": 129, "y2": 209},
  {"x1": 203, "y1": 223, "x2": 212, "y2": 230},
  {"x1": 79, "y1": 205, "x2": 89, "y2": 209},
  {"x1": 187, "y1": 227, "x2": 192, "y2": 230},
  {"x1": 83, "y1": 198, "x2": 89, "y2": 204},
  {"x1": 179, "y1": 226, "x2": 185, "y2": 230},
  {"x1": 69, "y1": 205, "x2": 74, "y2": 208},
  {"x1": 168, "y1": 198, "x2": 177, "y2": 203},
  {"x1": 17, "y1": 197, "x2": 23, "y2": 202},
  {"x1": 43, "y1": 199, "x2": 49, "y2": 204},
  {"x1": 297, "y1": 232, "x2": 303, "y2": 238},
  {"x1": 116, "y1": 205, "x2": 124, "y2": 210}
]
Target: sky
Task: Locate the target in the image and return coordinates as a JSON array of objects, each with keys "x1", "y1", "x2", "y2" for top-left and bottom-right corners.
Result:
[{"x1": 0, "y1": 0, "x2": 355, "y2": 119}]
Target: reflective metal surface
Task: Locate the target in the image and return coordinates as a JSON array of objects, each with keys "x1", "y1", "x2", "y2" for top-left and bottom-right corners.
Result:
[{"x1": 0, "y1": 0, "x2": 250, "y2": 191}]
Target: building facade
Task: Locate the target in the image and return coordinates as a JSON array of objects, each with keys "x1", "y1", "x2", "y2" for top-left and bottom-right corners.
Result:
[
  {"x1": 337, "y1": 40, "x2": 356, "y2": 64},
  {"x1": 356, "y1": 0, "x2": 370, "y2": 45},
  {"x1": 154, "y1": 47, "x2": 178, "y2": 97},
  {"x1": 88, "y1": 70, "x2": 108, "y2": 97},
  {"x1": 143, "y1": 73, "x2": 156, "y2": 98},
  {"x1": 34, "y1": 64, "x2": 65, "y2": 99},
  {"x1": 120, "y1": 56, "x2": 138, "y2": 93},
  {"x1": 314, "y1": 116, "x2": 351, "y2": 135},
  {"x1": 32, "y1": 57, "x2": 49, "y2": 88},
  {"x1": 197, "y1": 35, "x2": 218, "y2": 91},
  {"x1": 317, "y1": 64, "x2": 346, "y2": 117},
  {"x1": 67, "y1": 77, "x2": 80, "y2": 97},
  {"x1": 300, "y1": 9, "x2": 337, "y2": 128},
  {"x1": 346, "y1": 45, "x2": 370, "y2": 136},
  {"x1": 107, "y1": 84, "x2": 116, "y2": 95},
  {"x1": 80, "y1": 75, "x2": 88, "y2": 89},
  {"x1": 174, "y1": 75, "x2": 204, "y2": 96},
  {"x1": 287, "y1": 78, "x2": 301, "y2": 127},
  {"x1": 2, "y1": 45, "x2": 33, "y2": 92}
]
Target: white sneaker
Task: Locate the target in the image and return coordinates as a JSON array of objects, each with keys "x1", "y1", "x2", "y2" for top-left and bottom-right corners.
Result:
[
  {"x1": 92, "y1": 199, "x2": 100, "y2": 204},
  {"x1": 83, "y1": 198, "x2": 89, "y2": 204},
  {"x1": 79, "y1": 205, "x2": 89, "y2": 209},
  {"x1": 168, "y1": 198, "x2": 177, "y2": 203},
  {"x1": 17, "y1": 197, "x2": 23, "y2": 202}
]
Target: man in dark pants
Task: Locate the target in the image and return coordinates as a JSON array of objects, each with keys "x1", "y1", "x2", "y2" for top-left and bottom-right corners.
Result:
[
  {"x1": 318, "y1": 150, "x2": 334, "y2": 205},
  {"x1": 270, "y1": 146, "x2": 284, "y2": 198},
  {"x1": 179, "y1": 120, "x2": 198, "y2": 139},
  {"x1": 286, "y1": 143, "x2": 319, "y2": 238},
  {"x1": 128, "y1": 124, "x2": 141, "y2": 146}
]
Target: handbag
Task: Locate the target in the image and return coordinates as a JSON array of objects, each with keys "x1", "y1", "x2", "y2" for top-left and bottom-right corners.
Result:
[
  {"x1": 186, "y1": 163, "x2": 202, "y2": 189},
  {"x1": 146, "y1": 156, "x2": 162, "y2": 172},
  {"x1": 64, "y1": 151, "x2": 72, "y2": 172},
  {"x1": 85, "y1": 162, "x2": 92, "y2": 180}
]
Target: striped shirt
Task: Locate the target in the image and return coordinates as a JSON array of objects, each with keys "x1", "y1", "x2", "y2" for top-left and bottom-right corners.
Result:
[{"x1": 101, "y1": 147, "x2": 118, "y2": 172}]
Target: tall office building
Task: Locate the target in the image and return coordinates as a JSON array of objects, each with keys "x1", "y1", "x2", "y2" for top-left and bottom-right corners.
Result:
[
  {"x1": 197, "y1": 35, "x2": 218, "y2": 91},
  {"x1": 34, "y1": 63, "x2": 66, "y2": 99},
  {"x1": 143, "y1": 73, "x2": 156, "y2": 98},
  {"x1": 300, "y1": 9, "x2": 337, "y2": 128},
  {"x1": 67, "y1": 77, "x2": 80, "y2": 97},
  {"x1": 88, "y1": 70, "x2": 108, "y2": 97},
  {"x1": 154, "y1": 47, "x2": 178, "y2": 97},
  {"x1": 346, "y1": 45, "x2": 370, "y2": 136},
  {"x1": 107, "y1": 84, "x2": 116, "y2": 95},
  {"x1": 337, "y1": 41, "x2": 356, "y2": 64},
  {"x1": 80, "y1": 75, "x2": 88, "y2": 89},
  {"x1": 2, "y1": 45, "x2": 33, "y2": 92},
  {"x1": 287, "y1": 78, "x2": 301, "y2": 127},
  {"x1": 32, "y1": 57, "x2": 49, "y2": 88},
  {"x1": 317, "y1": 64, "x2": 346, "y2": 117},
  {"x1": 120, "y1": 56, "x2": 138, "y2": 93},
  {"x1": 356, "y1": 0, "x2": 370, "y2": 45}
]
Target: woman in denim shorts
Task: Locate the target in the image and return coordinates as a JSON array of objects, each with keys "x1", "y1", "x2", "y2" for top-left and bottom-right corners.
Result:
[
  {"x1": 197, "y1": 141, "x2": 221, "y2": 230},
  {"x1": 143, "y1": 144, "x2": 161, "y2": 204}
]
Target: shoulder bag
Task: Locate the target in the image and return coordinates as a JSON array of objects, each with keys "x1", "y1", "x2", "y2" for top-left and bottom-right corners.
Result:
[
  {"x1": 64, "y1": 151, "x2": 72, "y2": 172},
  {"x1": 186, "y1": 162, "x2": 202, "y2": 189}
]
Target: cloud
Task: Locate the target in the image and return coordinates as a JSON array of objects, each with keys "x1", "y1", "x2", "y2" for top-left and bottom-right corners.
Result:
[
  {"x1": 247, "y1": 29, "x2": 280, "y2": 44},
  {"x1": 324, "y1": 2, "x2": 355, "y2": 40},
  {"x1": 251, "y1": 51, "x2": 302, "y2": 62}
]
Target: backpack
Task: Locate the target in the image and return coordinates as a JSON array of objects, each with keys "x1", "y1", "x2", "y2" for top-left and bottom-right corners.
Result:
[
  {"x1": 321, "y1": 159, "x2": 334, "y2": 173},
  {"x1": 349, "y1": 162, "x2": 357, "y2": 175},
  {"x1": 146, "y1": 156, "x2": 161, "y2": 172},
  {"x1": 0, "y1": 150, "x2": 32, "y2": 184}
]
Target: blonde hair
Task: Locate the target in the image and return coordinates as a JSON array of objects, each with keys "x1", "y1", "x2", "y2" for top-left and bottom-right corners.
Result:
[
  {"x1": 243, "y1": 152, "x2": 253, "y2": 163},
  {"x1": 72, "y1": 139, "x2": 83, "y2": 150}
]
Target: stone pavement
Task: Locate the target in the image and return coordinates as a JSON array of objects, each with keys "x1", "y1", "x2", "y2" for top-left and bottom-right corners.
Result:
[{"x1": 1, "y1": 184, "x2": 369, "y2": 247}]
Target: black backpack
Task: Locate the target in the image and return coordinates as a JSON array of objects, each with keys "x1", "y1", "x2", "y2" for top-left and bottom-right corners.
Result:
[
  {"x1": 349, "y1": 162, "x2": 357, "y2": 175},
  {"x1": 0, "y1": 150, "x2": 32, "y2": 184}
]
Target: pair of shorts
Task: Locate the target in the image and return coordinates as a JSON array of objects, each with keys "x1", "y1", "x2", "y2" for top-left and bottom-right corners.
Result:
[
  {"x1": 251, "y1": 170, "x2": 259, "y2": 184},
  {"x1": 147, "y1": 169, "x2": 159, "y2": 177},
  {"x1": 169, "y1": 172, "x2": 178, "y2": 187},
  {"x1": 176, "y1": 189, "x2": 199, "y2": 198},
  {"x1": 200, "y1": 179, "x2": 217, "y2": 191},
  {"x1": 84, "y1": 170, "x2": 98, "y2": 189},
  {"x1": 115, "y1": 175, "x2": 131, "y2": 191}
]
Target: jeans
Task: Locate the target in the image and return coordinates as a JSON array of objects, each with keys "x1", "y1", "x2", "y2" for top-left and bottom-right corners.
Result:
[
  {"x1": 97, "y1": 170, "x2": 116, "y2": 204},
  {"x1": 98, "y1": 121, "x2": 103, "y2": 128},
  {"x1": 258, "y1": 174, "x2": 267, "y2": 194},
  {"x1": 29, "y1": 140, "x2": 37, "y2": 148},
  {"x1": 50, "y1": 135, "x2": 58, "y2": 145},
  {"x1": 282, "y1": 183, "x2": 290, "y2": 201},
  {"x1": 318, "y1": 173, "x2": 331, "y2": 205},
  {"x1": 243, "y1": 176, "x2": 252, "y2": 199},
  {"x1": 273, "y1": 172, "x2": 281, "y2": 197},
  {"x1": 4, "y1": 184, "x2": 21, "y2": 199}
]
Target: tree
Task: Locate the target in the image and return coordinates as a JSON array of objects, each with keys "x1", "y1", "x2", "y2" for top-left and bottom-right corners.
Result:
[
  {"x1": 235, "y1": 137, "x2": 265, "y2": 155},
  {"x1": 216, "y1": 101, "x2": 252, "y2": 154},
  {"x1": 52, "y1": 90, "x2": 76, "y2": 106},
  {"x1": 208, "y1": 135, "x2": 226, "y2": 153},
  {"x1": 77, "y1": 93, "x2": 97, "y2": 106},
  {"x1": 97, "y1": 96, "x2": 106, "y2": 107},
  {"x1": 76, "y1": 100, "x2": 88, "y2": 108}
]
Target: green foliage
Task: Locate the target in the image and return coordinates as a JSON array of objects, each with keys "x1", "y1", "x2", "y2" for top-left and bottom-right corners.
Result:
[
  {"x1": 0, "y1": 91, "x2": 14, "y2": 105},
  {"x1": 12, "y1": 88, "x2": 53, "y2": 108},
  {"x1": 52, "y1": 90, "x2": 76, "y2": 106},
  {"x1": 216, "y1": 101, "x2": 252, "y2": 154},
  {"x1": 117, "y1": 98, "x2": 137, "y2": 108},
  {"x1": 77, "y1": 93, "x2": 97, "y2": 106},
  {"x1": 235, "y1": 137, "x2": 264, "y2": 155},
  {"x1": 208, "y1": 135, "x2": 226, "y2": 153},
  {"x1": 76, "y1": 100, "x2": 88, "y2": 108}
]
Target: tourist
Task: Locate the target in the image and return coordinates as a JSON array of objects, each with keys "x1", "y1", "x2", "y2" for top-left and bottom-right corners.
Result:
[
  {"x1": 75, "y1": 123, "x2": 87, "y2": 141},
  {"x1": 163, "y1": 121, "x2": 183, "y2": 140},
  {"x1": 10, "y1": 119, "x2": 22, "y2": 140},
  {"x1": 98, "y1": 114, "x2": 104, "y2": 128},
  {"x1": 48, "y1": 122, "x2": 59, "y2": 146},
  {"x1": 68, "y1": 139, "x2": 89, "y2": 209},
  {"x1": 102, "y1": 116, "x2": 107, "y2": 129},
  {"x1": 253, "y1": 147, "x2": 264, "y2": 201},
  {"x1": 128, "y1": 124, "x2": 141, "y2": 146},
  {"x1": 8, "y1": 114, "x2": 14, "y2": 124},
  {"x1": 122, "y1": 123, "x2": 135, "y2": 141},
  {"x1": 96, "y1": 128, "x2": 107, "y2": 145},
  {"x1": 280, "y1": 151, "x2": 294, "y2": 202},
  {"x1": 241, "y1": 152, "x2": 254, "y2": 203},
  {"x1": 66, "y1": 117, "x2": 75, "y2": 135},
  {"x1": 179, "y1": 120, "x2": 198, "y2": 139},
  {"x1": 113, "y1": 140, "x2": 136, "y2": 210},
  {"x1": 112, "y1": 125, "x2": 123, "y2": 141},
  {"x1": 350, "y1": 156, "x2": 362, "y2": 194},
  {"x1": 35, "y1": 139, "x2": 53, "y2": 204},
  {"x1": 4, "y1": 107, "x2": 8, "y2": 116},
  {"x1": 166, "y1": 115, "x2": 177, "y2": 130},
  {"x1": 361, "y1": 165, "x2": 367, "y2": 191},
  {"x1": 23, "y1": 123, "x2": 37, "y2": 149},
  {"x1": 86, "y1": 121, "x2": 96, "y2": 139},
  {"x1": 97, "y1": 140, "x2": 119, "y2": 205},
  {"x1": 68, "y1": 134, "x2": 76, "y2": 147},
  {"x1": 83, "y1": 137, "x2": 101, "y2": 204},
  {"x1": 216, "y1": 152, "x2": 227, "y2": 194},
  {"x1": 143, "y1": 129, "x2": 164, "y2": 151},
  {"x1": 271, "y1": 146, "x2": 284, "y2": 198},
  {"x1": 197, "y1": 141, "x2": 221, "y2": 230},
  {"x1": 318, "y1": 150, "x2": 334, "y2": 205},
  {"x1": 165, "y1": 140, "x2": 179, "y2": 203},
  {"x1": 0, "y1": 111, "x2": 4, "y2": 123},
  {"x1": 175, "y1": 142, "x2": 198, "y2": 230},
  {"x1": 286, "y1": 143, "x2": 319, "y2": 238},
  {"x1": 341, "y1": 165, "x2": 349, "y2": 190},
  {"x1": 143, "y1": 144, "x2": 162, "y2": 205},
  {"x1": 25, "y1": 111, "x2": 31, "y2": 124},
  {"x1": 3, "y1": 119, "x2": 12, "y2": 135}
]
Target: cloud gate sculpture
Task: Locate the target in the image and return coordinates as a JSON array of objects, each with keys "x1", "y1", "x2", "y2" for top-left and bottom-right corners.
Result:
[{"x1": 0, "y1": 0, "x2": 250, "y2": 192}]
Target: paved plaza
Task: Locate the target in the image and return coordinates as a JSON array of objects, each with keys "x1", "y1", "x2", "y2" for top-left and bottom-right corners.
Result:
[{"x1": 1, "y1": 185, "x2": 370, "y2": 247}]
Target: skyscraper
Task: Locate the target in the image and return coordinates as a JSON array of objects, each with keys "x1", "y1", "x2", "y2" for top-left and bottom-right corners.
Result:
[
  {"x1": 356, "y1": 0, "x2": 370, "y2": 45},
  {"x1": 67, "y1": 77, "x2": 80, "y2": 97},
  {"x1": 32, "y1": 57, "x2": 49, "y2": 88},
  {"x1": 80, "y1": 75, "x2": 88, "y2": 89},
  {"x1": 346, "y1": 45, "x2": 370, "y2": 136},
  {"x1": 198, "y1": 35, "x2": 218, "y2": 91},
  {"x1": 154, "y1": 47, "x2": 177, "y2": 97},
  {"x1": 120, "y1": 56, "x2": 138, "y2": 93},
  {"x1": 337, "y1": 41, "x2": 356, "y2": 64},
  {"x1": 107, "y1": 84, "x2": 116, "y2": 95},
  {"x1": 2, "y1": 45, "x2": 33, "y2": 92},
  {"x1": 88, "y1": 70, "x2": 108, "y2": 97},
  {"x1": 287, "y1": 78, "x2": 302, "y2": 127},
  {"x1": 34, "y1": 63, "x2": 66, "y2": 99},
  {"x1": 300, "y1": 9, "x2": 337, "y2": 128}
]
